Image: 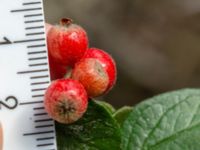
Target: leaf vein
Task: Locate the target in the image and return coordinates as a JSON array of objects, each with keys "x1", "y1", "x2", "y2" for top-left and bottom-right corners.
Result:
[
  {"x1": 149, "y1": 122, "x2": 200, "y2": 149},
  {"x1": 141, "y1": 96, "x2": 192, "y2": 149}
]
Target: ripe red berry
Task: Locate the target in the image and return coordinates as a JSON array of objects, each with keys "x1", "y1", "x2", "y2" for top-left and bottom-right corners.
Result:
[
  {"x1": 72, "y1": 58, "x2": 109, "y2": 97},
  {"x1": 46, "y1": 23, "x2": 67, "y2": 80},
  {"x1": 82, "y1": 48, "x2": 117, "y2": 91},
  {"x1": 44, "y1": 79, "x2": 88, "y2": 124},
  {"x1": 47, "y1": 18, "x2": 88, "y2": 66},
  {"x1": 48, "y1": 54, "x2": 68, "y2": 80}
]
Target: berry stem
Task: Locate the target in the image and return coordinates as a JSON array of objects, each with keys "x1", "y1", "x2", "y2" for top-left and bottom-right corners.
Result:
[{"x1": 64, "y1": 67, "x2": 73, "y2": 79}]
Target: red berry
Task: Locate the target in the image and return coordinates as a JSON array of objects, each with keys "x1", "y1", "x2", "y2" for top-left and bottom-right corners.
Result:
[
  {"x1": 44, "y1": 79, "x2": 88, "y2": 124},
  {"x1": 82, "y1": 48, "x2": 117, "y2": 91},
  {"x1": 46, "y1": 23, "x2": 67, "y2": 80},
  {"x1": 48, "y1": 54, "x2": 68, "y2": 80},
  {"x1": 72, "y1": 58, "x2": 109, "y2": 97},
  {"x1": 47, "y1": 18, "x2": 88, "y2": 66}
]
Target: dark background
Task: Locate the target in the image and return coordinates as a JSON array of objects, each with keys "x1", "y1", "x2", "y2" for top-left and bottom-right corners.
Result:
[{"x1": 44, "y1": 0, "x2": 200, "y2": 108}]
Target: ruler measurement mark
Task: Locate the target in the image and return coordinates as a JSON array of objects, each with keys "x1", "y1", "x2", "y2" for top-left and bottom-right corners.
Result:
[
  {"x1": 31, "y1": 81, "x2": 49, "y2": 85},
  {"x1": 23, "y1": 130, "x2": 54, "y2": 136},
  {"x1": 32, "y1": 94, "x2": 44, "y2": 98},
  {"x1": 35, "y1": 119, "x2": 53, "y2": 123},
  {"x1": 25, "y1": 19, "x2": 43, "y2": 24},
  {"x1": 35, "y1": 124, "x2": 54, "y2": 128},
  {"x1": 19, "y1": 101, "x2": 43, "y2": 105},
  {"x1": 26, "y1": 32, "x2": 44, "y2": 36},
  {"x1": 30, "y1": 75, "x2": 49, "y2": 79},
  {"x1": 37, "y1": 143, "x2": 54, "y2": 147},
  {"x1": 23, "y1": 1, "x2": 42, "y2": 5},
  {"x1": 11, "y1": 7, "x2": 42, "y2": 13},
  {"x1": 0, "y1": 37, "x2": 12, "y2": 45},
  {"x1": 24, "y1": 13, "x2": 42, "y2": 18},
  {"x1": 0, "y1": 38, "x2": 46, "y2": 46},
  {"x1": 14, "y1": 38, "x2": 45, "y2": 43},
  {"x1": 29, "y1": 63, "x2": 48, "y2": 67},
  {"x1": 31, "y1": 88, "x2": 47, "y2": 92},
  {"x1": 17, "y1": 69, "x2": 48, "y2": 74},
  {"x1": 36, "y1": 137, "x2": 54, "y2": 141},
  {"x1": 27, "y1": 44, "x2": 46, "y2": 48},
  {"x1": 33, "y1": 106, "x2": 45, "y2": 110},
  {"x1": 34, "y1": 112, "x2": 48, "y2": 116},
  {"x1": 28, "y1": 50, "x2": 46, "y2": 55},
  {"x1": 25, "y1": 25, "x2": 44, "y2": 30},
  {"x1": 28, "y1": 56, "x2": 47, "y2": 61}
]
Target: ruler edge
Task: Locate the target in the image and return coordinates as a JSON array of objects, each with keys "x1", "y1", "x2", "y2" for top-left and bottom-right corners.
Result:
[{"x1": 40, "y1": 0, "x2": 58, "y2": 149}]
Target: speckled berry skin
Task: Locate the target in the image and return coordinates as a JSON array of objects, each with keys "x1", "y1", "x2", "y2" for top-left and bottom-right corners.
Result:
[
  {"x1": 44, "y1": 79, "x2": 88, "y2": 124},
  {"x1": 46, "y1": 23, "x2": 68, "y2": 80},
  {"x1": 47, "y1": 19, "x2": 88, "y2": 66},
  {"x1": 48, "y1": 54, "x2": 68, "y2": 80},
  {"x1": 72, "y1": 58, "x2": 109, "y2": 97},
  {"x1": 82, "y1": 48, "x2": 117, "y2": 91}
]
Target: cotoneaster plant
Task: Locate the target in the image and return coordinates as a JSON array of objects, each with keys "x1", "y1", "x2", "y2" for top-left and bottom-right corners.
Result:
[{"x1": 45, "y1": 19, "x2": 200, "y2": 150}]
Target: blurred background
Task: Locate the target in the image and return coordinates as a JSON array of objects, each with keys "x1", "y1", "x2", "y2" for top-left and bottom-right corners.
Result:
[{"x1": 44, "y1": 0, "x2": 200, "y2": 108}]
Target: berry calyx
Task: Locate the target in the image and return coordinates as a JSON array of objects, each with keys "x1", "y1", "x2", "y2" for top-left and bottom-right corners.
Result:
[
  {"x1": 82, "y1": 48, "x2": 117, "y2": 91},
  {"x1": 60, "y1": 18, "x2": 73, "y2": 26},
  {"x1": 44, "y1": 79, "x2": 88, "y2": 124},
  {"x1": 47, "y1": 18, "x2": 89, "y2": 66},
  {"x1": 72, "y1": 58, "x2": 109, "y2": 97}
]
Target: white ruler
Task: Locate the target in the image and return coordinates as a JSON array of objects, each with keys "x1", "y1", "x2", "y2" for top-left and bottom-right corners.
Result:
[{"x1": 0, "y1": 0, "x2": 57, "y2": 150}]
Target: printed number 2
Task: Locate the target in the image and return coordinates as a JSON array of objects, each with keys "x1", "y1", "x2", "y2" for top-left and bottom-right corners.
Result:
[{"x1": 0, "y1": 96, "x2": 18, "y2": 110}]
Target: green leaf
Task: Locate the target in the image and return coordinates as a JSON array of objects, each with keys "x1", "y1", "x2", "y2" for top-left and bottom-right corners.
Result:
[
  {"x1": 113, "y1": 106, "x2": 132, "y2": 127},
  {"x1": 95, "y1": 100, "x2": 116, "y2": 114},
  {"x1": 121, "y1": 89, "x2": 200, "y2": 150},
  {"x1": 56, "y1": 100, "x2": 121, "y2": 150}
]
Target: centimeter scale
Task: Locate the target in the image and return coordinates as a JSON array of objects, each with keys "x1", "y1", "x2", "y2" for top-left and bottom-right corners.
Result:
[{"x1": 0, "y1": 0, "x2": 57, "y2": 150}]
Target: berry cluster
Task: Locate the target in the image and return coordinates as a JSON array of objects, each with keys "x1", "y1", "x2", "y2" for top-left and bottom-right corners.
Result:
[{"x1": 44, "y1": 18, "x2": 117, "y2": 124}]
